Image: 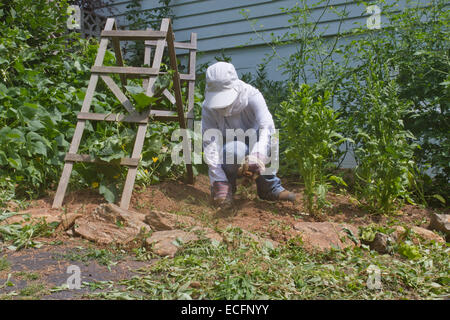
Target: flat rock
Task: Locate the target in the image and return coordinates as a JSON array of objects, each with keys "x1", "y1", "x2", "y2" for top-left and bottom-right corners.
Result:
[
  {"x1": 393, "y1": 225, "x2": 445, "y2": 244},
  {"x1": 56, "y1": 212, "x2": 83, "y2": 232},
  {"x1": 145, "y1": 210, "x2": 197, "y2": 231},
  {"x1": 146, "y1": 227, "x2": 222, "y2": 257},
  {"x1": 429, "y1": 212, "x2": 450, "y2": 241},
  {"x1": 73, "y1": 204, "x2": 151, "y2": 245},
  {"x1": 0, "y1": 208, "x2": 60, "y2": 226},
  {"x1": 293, "y1": 222, "x2": 359, "y2": 251},
  {"x1": 241, "y1": 230, "x2": 279, "y2": 249}
]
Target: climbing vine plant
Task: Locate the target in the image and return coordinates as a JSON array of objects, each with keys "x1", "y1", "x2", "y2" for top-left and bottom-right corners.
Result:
[{"x1": 124, "y1": 0, "x2": 174, "y2": 66}]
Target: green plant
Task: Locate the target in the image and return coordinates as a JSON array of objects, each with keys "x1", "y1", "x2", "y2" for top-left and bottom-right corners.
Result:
[
  {"x1": 241, "y1": 0, "x2": 350, "y2": 88},
  {"x1": 0, "y1": 0, "x2": 121, "y2": 202},
  {"x1": 14, "y1": 271, "x2": 40, "y2": 281},
  {"x1": 0, "y1": 256, "x2": 10, "y2": 271},
  {"x1": 0, "y1": 0, "x2": 195, "y2": 205},
  {"x1": 385, "y1": 0, "x2": 449, "y2": 201},
  {"x1": 337, "y1": 0, "x2": 450, "y2": 205},
  {"x1": 124, "y1": 0, "x2": 173, "y2": 66},
  {"x1": 351, "y1": 64, "x2": 418, "y2": 213},
  {"x1": 245, "y1": 0, "x2": 449, "y2": 206},
  {"x1": 397, "y1": 241, "x2": 422, "y2": 260},
  {"x1": 278, "y1": 84, "x2": 348, "y2": 214},
  {"x1": 19, "y1": 283, "x2": 46, "y2": 297}
]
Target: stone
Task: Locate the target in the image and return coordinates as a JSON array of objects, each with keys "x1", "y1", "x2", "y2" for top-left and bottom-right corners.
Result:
[
  {"x1": 146, "y1": 227, "x2": 222, "y2": 257},
  {"x1": 393, "y1": 225, "x2": 445, "y2": 244},
  {"x1": 97, "y1": 203, "x2": 147, "y2": 227},
  {"x1": 429, "y1": 212, "x2": 450, "y2": 241},
  {"x1": 368, "y1": 233, "x2": 394, "y2": 254},
  {"x1": 190, "y1": 226, "x2": 223, "y2": 243},
  {"x1": 189, "y1": 281, "x2": 201, "y2": 289},
  {"x1": 144, "y1": 210, "x2": 197, "y2": 231},
  {"x1": 0, "y1": 208, "x2": 60, "y2": 226},
  {"x1": 73, "y1": 203, "x2": 151, "y2": 245},
  {"x1": 241, "y1": 230, "x2": 279, "y2": 249},
  {"x1": 146, "y1": 230, "x2": 198, "y2": 257},
  {"x1": 56, "y1": 212, "x2": 83, "y2": 232},
  {"x1": 292, "y1": 222, "x2": 359, "y2": 251}
]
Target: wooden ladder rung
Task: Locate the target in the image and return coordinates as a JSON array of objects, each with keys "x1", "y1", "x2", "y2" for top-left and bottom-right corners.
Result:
[
  {"x1": 77, "y1": 112, "x2": 149, "y2": 124},
  {"x1": 65, "y1": 153, "x2": 140, "y2": 167},
  {"x1": 158, "y1": 72, "x2": 195, "y2": 81},
  {"x1": 145, "y1": 40, "x2": 197, "y2": 50},
  {"x1": 101, "y1": 30, "x2": 167, "y2": 40},
  {"x1": 120, "y1": 158, "x2": 140, "y2": 167},
  {"x1": 91, "y1": 66, "x2": 159, "y2": 76},
  {"x1": 150, "y1": 109, "x2": 192, "y2": 121}
]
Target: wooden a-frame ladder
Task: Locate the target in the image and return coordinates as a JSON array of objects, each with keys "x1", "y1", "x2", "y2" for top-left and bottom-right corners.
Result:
[{"x1": 52, "y1": 18, "x2": 196, "y2": 210}]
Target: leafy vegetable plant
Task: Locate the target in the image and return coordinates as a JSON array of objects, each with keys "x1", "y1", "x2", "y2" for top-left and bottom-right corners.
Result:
[{"x1": 278, "y1": 84, "x2": 348, "y2": 215}]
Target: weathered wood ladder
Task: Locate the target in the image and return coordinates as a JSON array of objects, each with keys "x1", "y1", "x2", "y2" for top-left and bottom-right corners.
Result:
[{"x1": 52, "y1": 18, "x2": 196, "y2": 210}]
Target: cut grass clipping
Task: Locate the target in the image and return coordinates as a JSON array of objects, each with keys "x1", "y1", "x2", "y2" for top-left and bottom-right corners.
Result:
[
  {"x1": 83, "y1": 227, "x2": 449, "y2": 300},
  {"x1": 0, "y1": 211, "x2": 57, "y2": 251}
]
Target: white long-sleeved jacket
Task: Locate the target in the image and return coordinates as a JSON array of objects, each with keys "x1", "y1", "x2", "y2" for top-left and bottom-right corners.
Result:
[{"x1": 201, "y1": 89, "x2": 276, "y2": 184}]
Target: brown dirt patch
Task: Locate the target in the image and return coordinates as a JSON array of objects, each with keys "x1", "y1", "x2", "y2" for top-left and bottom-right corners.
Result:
[
  {"x1": 125, "y1": 174, "x2": 445, "y2": 243},
  {"x1": 4, "y1": 174, "x2": 447, "y2": 245}
]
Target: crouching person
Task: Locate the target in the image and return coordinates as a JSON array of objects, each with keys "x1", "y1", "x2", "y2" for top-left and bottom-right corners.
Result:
[{"x1": 201, "y1": 62, "x2": 296, "y2": 208}]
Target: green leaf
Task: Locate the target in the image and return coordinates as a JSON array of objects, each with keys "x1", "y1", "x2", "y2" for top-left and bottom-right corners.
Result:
[
  {"x1": 329, "y1": 175, "x2": 348, "y2": 186},
  {"x1": 32, "y1": 141, "x2": 47, "y2": 156},
  {"x1": 7, "y1": 157, "x2": 21, "y2": 169},
  {"x1": 132, "y1": 92, "x2": 158, "y2": 111},
  {"x1": 432, "y1": 194, "x2": 446, "y2": 204},
  {"x1": 99, "y1": 183, "x2": 117, "y2": 203},
  {"x1": 125, "y1": 85, "x2": 144, "y2": 95},
  {"x1": 398, "y1": 242, "x2": 422, "y2": 260}
]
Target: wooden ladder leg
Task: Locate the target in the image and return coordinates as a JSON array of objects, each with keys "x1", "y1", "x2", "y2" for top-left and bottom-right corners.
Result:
[
  {"x1": 166, "y1": 22, "x2": 194, "y2": 184},
  {"x1": 52, "y1": 76, "x2": 98, "y2": 208},
  {"x1": 52, "y1": 18, "x2": 115, "y2": 208},
  {"x1": 120, "y1": 121, "x2": 148, "y2": 209},
  {"x1": 185, "y1": 33, "x2": 197, "y2": 184},
  {"x1": 119, "y1": 20, "x2": 169, "y2": 210},
  {"x1": 186, "y1": 33, "x2": 197, "y2": 132},
  {"x1": 52, "y1": 162, "x2": 75, "y2": 208}
]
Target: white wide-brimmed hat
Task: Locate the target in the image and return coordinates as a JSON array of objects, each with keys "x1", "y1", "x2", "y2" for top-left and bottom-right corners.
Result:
[{"x1": 204, "y1": 62, "x2": 239, "y2": 109}]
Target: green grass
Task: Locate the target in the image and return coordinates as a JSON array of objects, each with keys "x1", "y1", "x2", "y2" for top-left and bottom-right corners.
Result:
[
  {"x1": 86, "y1": 227, "x2": 449, "y2": 300},
  {"x1": 54, "y1": 247, "x2": 125, "y2": 269},
  {"x1": 0, "y1": 256, "x2": 10, "y2": 271},
  {"x1": 14, "y1": 271, "x2": 39, "y2": 281},
  {"x1": 18, "y1": 283, "x2": 46, "y2": 297}
]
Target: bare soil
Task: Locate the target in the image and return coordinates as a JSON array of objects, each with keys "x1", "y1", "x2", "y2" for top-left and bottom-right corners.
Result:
[{"x1": 9, "y1": 174, "x2": 445, "y2": 243}]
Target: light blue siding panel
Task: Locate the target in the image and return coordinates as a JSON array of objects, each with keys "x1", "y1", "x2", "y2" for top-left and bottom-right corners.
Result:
[{"x1": 99, "y1": 0, "x2": 376, "y2": 52}]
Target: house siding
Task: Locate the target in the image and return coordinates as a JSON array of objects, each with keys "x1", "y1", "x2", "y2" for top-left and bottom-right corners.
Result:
[{"x1": 97, "y1": 0, "x2": 425, "y2": 78}]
